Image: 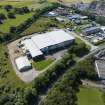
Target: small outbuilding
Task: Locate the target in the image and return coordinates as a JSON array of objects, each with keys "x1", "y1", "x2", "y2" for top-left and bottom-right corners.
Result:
[
  {"x1": 15, "y1": 56, "x2": 32, "y2": 72},
  {"x1": 56, "y1": 17, "x2": 65, "y2": 22}
]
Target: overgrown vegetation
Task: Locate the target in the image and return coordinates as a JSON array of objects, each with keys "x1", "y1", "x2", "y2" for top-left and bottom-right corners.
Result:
[
  {"x1": 39, "y1": 57, "x2": 98, "y2": 105},
  {"x1": 21, "y1": 16, "x2": 75, "y2": 35}
]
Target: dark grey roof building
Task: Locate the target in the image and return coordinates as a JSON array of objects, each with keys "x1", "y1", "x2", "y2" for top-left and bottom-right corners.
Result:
[{"x1": 82, "y1": 26, "x2": 102, "y2": 35}]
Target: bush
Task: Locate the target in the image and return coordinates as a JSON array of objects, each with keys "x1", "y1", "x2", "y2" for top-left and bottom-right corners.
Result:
[{"x1": 8, "y1": 13, "x2": 16, "y2": 19}]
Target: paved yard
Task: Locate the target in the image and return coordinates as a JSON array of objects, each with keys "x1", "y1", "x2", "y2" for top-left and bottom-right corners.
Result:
[{"x1": 7, "y1": 36, "x2": 67, "y2": 83}]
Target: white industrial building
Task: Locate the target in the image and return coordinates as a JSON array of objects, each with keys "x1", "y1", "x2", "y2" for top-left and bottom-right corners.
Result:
[
  {"x1": 20, "y1": 30, "x2": 75, "y2": 59},
  {"x1": 21, "y1": 39, "x2": 43, "y2": 58},
  {"x1": 15, "y1": 56, "x2": 32, "y2": 72}
]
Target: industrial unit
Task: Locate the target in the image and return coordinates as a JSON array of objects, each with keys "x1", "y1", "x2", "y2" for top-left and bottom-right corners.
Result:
[
  {"x1": 81, "y1": 27, "x2": 102, "y2": 36},
  {"x1": 20, "y1": 30, "x2": 75, "y2": 59},
  {"x1": 15, "y1": 56, "x2": 32, "y2": 72}
]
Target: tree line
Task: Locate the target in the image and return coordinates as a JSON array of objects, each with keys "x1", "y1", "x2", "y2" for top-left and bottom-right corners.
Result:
[{"x1": 39, "y1": 57, "x2": 98, "y2": 105}]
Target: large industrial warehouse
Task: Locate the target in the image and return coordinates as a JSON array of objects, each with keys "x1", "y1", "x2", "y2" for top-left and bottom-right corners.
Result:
[{"x1": 20, "y1": 30, "x2": 75, "y2": 59}]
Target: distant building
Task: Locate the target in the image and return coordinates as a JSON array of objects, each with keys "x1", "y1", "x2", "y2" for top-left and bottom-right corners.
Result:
[
  {"x1": 15, "y1": 56, "x2": 32, "y2": 72},
  {"x1": 95, "y1": 60, "x2": 105, "y2": 80},
  {"x1": 101, "y1": 26, "x2": 105, "y2": 33},
  {"x1": 68, "y1": 14, "x2": 81, "y2": 20},
  {"x1": 48, "y1": 11, "x2": 57, "y2": 17},
  {"x1": 82, "y1": 27, "x2": 102, "y2": 35},
  {"x1": 80, "y1": 16, "x2": 88, "y2": 20},
  {"x1": 56, "y1": 17, "x2": 65, "y2": 22},
  {"x1": 68, "y1": 14, "x2": 88, "y2": 21},
  {"x1": 74, "y1": 19, "x2": 81, "y2": 25},
  {"x1": 76, "y1": 3, "x2": 89, "y2": 11},
  {"x1": 20, "y1": 30, "x2": 75, "y2": 59}
]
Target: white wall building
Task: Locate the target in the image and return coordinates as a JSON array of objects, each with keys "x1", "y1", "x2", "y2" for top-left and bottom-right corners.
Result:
[
  {"x1": 21, "y1": 30, "x2": 75, "y2": 59},
  {"x1": 15, "y1": 56, "x2": 32, "y2": 72},
  {"x1": 21, "y1": 39, "x2": 43, "y2": 58}
]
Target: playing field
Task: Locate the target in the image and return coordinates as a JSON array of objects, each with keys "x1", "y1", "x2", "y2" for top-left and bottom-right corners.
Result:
[{"x1": 77, "y1": 86, "x2": 104, "y2": 105}]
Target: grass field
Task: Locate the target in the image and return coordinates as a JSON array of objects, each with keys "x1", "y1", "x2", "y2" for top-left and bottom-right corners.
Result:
[
  {"x1": 77, "y1": 86, "x2": 104, "y2": 105},
  {"x1": 32, "y1": 58, "x2": 54, "y2": 71}
]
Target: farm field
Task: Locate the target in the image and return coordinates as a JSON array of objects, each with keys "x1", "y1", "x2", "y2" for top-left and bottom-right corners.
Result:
[{"x1": 77, "y1": 86, "x2": 104, "y2": 105}]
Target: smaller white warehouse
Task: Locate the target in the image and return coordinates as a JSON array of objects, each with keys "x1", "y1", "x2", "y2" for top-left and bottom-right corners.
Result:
[{"x1": 15, "y1": 56, "x2": 32, "y2": 72}]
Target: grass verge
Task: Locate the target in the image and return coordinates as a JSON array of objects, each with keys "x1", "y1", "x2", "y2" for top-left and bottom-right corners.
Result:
[
  {"x1": 77, "y1": 86, "x2": 104, "y2": 105},
  {"x1": 32, "y1": 58, "x2": 55, "y2": 71}
]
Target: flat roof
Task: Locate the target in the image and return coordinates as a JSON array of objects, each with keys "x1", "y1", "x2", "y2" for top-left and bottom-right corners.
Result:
[
  {"x1": 15, "y1": 56, "x2": 31, "y2": 71},
  {"x1": 82, "y1": 27, "x2": 100, "y2": 33},
  {"x1": 48, "y1": 30, "x2": 74, "y2": 44},
  {"x1": 31, "y1": 30, "x2": 75, "y2": 49},
  {"x1": 21, "y1": 30, "x2": 75, "y2": 58},
  {"x1": 31, "y1": 33, "x2": 55, "y2": 49},
  {"x1": 21, "y1": 39, "x2": 43, "y2": 58}
]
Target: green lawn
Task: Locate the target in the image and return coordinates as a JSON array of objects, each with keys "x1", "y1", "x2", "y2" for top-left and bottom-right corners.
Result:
[
  {"x1": 77, "y1": 86, "x2": 104, "y2": 105},
  {"x1": 32, "y1": 58, "x2": 55, "y2": 71}
]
